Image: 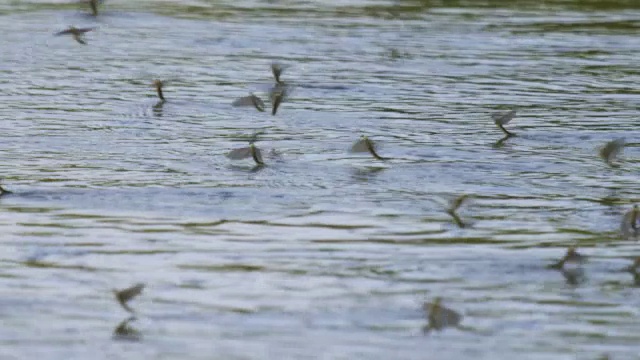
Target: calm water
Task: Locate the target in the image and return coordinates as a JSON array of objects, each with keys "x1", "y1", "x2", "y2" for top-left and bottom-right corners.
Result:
[{"x1": 1, "y1": 0, "x2": 639, "y2": 359}]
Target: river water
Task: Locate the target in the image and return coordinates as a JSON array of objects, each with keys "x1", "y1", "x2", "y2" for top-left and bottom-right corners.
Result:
[{"x1": 0, "y1": 0, "x2": 639, "y2": 359}]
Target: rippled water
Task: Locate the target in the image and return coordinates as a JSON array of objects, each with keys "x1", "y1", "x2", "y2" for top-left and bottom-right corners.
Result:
[{"x1": 1, "y1": 0, "x2": 639, "y2": 359}]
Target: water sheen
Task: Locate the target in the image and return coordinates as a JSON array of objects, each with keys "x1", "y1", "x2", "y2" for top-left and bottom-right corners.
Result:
[{"x1": 1, "y1": 0, "x2": 639, "y2": 359}]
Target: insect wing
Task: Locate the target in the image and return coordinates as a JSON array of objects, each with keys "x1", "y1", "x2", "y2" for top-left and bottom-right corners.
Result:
[
  {"x1": 227, "y1": 147, "x2": 253, "y2": 160},
  {"x1": 350, "y1": 138, "x2": 369, "y2": 153},
  {"x1": 491, "y1": 110, "x2": 516, "y2": 125}
]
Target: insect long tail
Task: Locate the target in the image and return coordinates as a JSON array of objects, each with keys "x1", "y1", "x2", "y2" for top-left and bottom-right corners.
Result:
[{"x1": 498, "y1": 123, "x2": 514, "y2": 137}]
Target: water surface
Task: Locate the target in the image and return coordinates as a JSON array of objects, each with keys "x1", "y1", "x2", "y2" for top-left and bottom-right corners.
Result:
[{"x1": 0, "y1": 0, "x2": 639, "y2": 359}]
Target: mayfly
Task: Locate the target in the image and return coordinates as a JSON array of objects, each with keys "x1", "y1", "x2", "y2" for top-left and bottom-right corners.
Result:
[
  {"x1": 85, "y1": 0, "x2": 103, "y2": 16},
  {"x1": 423, "y1": 297, "x2": 462, "y2": 332},
  {"x1": 113, "y1": 283, "x2": 145, "y2": 313},
  {"x1": 599, "y1": 138, "x2": 625, "y2": 166},
  {"x1": 0, "y1": 183, "x2": 11, "y2": 197},
  {"x1": 226, "y1": 143, "x2": 265, "y2": 166},
  {"x1": 271, "y1": 62, "x2": 289, "y2": 85},
  {"x1": 492, "y1": 110, "x2": 516, "y2": 137},
  {"x1": 350, "y1": 135, "x2": 387, "y2": 160},
  {"x1": 152, "y1": 80, "x2": 166, "y2": 102},
  {"x1": 232, "y1": 93, "x2": 265, "y2": 112},
  {"x1": 547, "y1": 247, "x2": 585, "y2": 270},
  {"x1": 270, "y1": 85, "x2": 288, "y2": 116},
  {"x1": 446, "y1": 194, "x2": 470, "y2": 228},
  {"x1": 269, "y1": 63, "x2": 292, "y2": 115},
  {"x1": 54, "y1": 26, "x2": 95, "y2": 45}
]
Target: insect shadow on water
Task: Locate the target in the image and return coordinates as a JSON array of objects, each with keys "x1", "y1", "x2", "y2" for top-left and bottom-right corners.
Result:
[
  {"x1": 113, "y1": 283, "x2": 145, "y2": 313},
  {"x1": 351, "y1": 166, "x2": 386, "y2": 182},
  {"x1": 112, "y1": 316, "x2": 142, "y2": 342},
  {"x1": 350, "y1": 135, "x2": 389, "y2": 160},
  {"x1": 547, "y1": 247, "x2": 586, "y2": 285}
]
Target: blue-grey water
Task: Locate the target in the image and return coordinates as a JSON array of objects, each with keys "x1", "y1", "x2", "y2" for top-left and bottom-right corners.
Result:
[{"x1": 0, "y1": 0, "x2": 639, "y2": 359}]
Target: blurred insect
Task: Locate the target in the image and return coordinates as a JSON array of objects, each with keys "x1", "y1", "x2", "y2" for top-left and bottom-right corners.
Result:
[
  {"x1": 0, "y1": 183, "x2": 11, "y2": 197},
  {"x1": 623, "y1": 257, "x2": 640, "y2": 273},
  {"x1": 599, "y1": 138, "x2": 625, "y2": 166},
  {"x1": 232, "y1": 93, "x2": 265, "y2": 112},
  {"x1": 112, "y1": 316, "x2": 141, "y2": 342},
  {"x1": 152, "y1": 80, "x2": 166, "y2": 102},
  {"x1": 85, "y1": 0, "x2": 103, "y2": 16},
  {"x1": 271, "y1": 62, "x2": 288, "y2": 85},
  {"x1": 446, "y1": 194, "x2": 470, "y2": 228},
  {"x1": 547, "y1": 247, "x2": 585, "y2": 270},
  {"x1": 624, "y1": 257, "x2": 640, "y2": 286},
  {"x1": 270, "y1": 85, "x2": 288, "y2": 116},
  {"x1": 350, "y1": 135, "x2": 387, "y2": 160},
  {"x1": 547, "y1": 247, "x2": 586, "y2": 285},
  {"x1": 268, "y1": 63, "x2": 293, "y2": 115},
  {"x1": 423, "y1": 297, "x2": 462, "y2": 333},
  {"x1": 113, "y1": 283, "x2": 145, "y2": 313},
  {"x1": 621, "y1": 205, "x2": 639, "y2": 238},
  {"x1": 492, "y1": 110, "x2": 516, "y2": 137},
  {"x1": 227, "y1": 143, "x2": 265, "y2": 166},
  {"x1": 54, "y1": 26, "x2": 95, "y2": 45}
]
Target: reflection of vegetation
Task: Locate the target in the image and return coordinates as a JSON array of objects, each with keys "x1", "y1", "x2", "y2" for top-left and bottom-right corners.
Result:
[
  {"x1": 403, "y1": 0, "x2": 640, "y2": 11},
  {"x1": 8, "y1": 0, "x2": 640, "y2": 19}
]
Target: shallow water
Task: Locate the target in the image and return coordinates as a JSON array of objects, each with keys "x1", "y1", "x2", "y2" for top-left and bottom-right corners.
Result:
[{"x1": 0, "y1": 0, "x2": 639, "y2": 359}]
